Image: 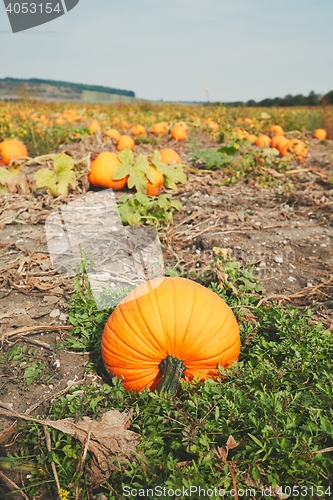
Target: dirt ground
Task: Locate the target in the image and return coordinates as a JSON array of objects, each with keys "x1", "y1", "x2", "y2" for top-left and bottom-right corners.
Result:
[{"x1": 0, "y1": 131, "x2": 332, "y2": 495}]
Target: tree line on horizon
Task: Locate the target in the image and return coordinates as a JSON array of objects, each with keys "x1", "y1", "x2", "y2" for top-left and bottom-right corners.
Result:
[{"x1": 222, "y1": 90, "x2": 333, "y2": 107}]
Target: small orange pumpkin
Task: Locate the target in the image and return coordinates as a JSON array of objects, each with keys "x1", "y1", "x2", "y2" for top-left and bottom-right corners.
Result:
[
  {"x1": 152, "y1": 122, "x2": 169, "y2": 135},
  {"x1": 88, "y1": 119, "x2": 101, "y2": 135},
  {"x1": 171, "y1": 125, "x2": 188, "y2": 141},
  {"x1": 116, "y1": 135, "x2": 135, "y2": 152},
  {"x1": 280, "y1": 139, "x2": 308, "y2": 161},
  {"x1": 146, "y1": 166, "x2": 164, "y2": 196},
  {"x1": 159, "y1": 148, "x2": 182, "y2": 165},
  {"x1": 88, "y1": 152, "x2": 128, "y2": 190},
  {"x1": 119, "y1": 120, "x2": 131, "y2": 130},
  {"x1": 131, "y1": 124, "x2": 147, "y2": 136},
  {"x1": 314, "y1": 129, "x2": 327, "y2": 141},
  {"x1": 247, "y1": 134, "x2": 258, "y2": 144},
  {"x1": 101, "y1": 277, "x2": 240, "y2": 394},
  {"x1": 0, "y1": 139, "x2": 28, "y2": 165},
  {"x1": 269, "y1": 125, "x2": 284, "y2": 136},
  {"x1": 105, "y1": 128, "x2": 121, "y2": 143},
  {"x1": 255, "y1": 135, "x2": 271, "y2": 147},
  {"x1": 271, "y1": 135, "x2": 286, "y2": 149}
]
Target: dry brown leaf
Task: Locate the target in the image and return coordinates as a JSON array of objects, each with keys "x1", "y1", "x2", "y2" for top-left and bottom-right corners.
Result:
[
  {"x1": 0, "y1": 421, "x2": 17, "y2": 445},
  {"x1": 226, "y1": 435, "x2": 239, "y2": 450},
  {"x1": 43, "y1": 410, "x2": 140, "y2": 484}
]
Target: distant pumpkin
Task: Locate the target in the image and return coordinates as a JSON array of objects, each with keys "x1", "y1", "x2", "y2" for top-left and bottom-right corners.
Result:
[
  {"x1": 116, "y1": 135, "x2": 135, "y2": 152},
  {"x1": 159, "y1": 148, "x2": 182, "y2": 165},
  {"x1": 131, "y1": 124, "x2": 147, "y2": 136},
  {"x1": 171, "y1": 125, "x2": 188, "y2": 141},
  {"x1": 0, "y1": 139, "x2": 28, "y2": 165},
  {"x1": 314, "y1": 129, "x2": 327, "y2": 141}
]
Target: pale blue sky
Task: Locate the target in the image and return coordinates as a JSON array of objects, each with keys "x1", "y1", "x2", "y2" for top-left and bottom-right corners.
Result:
[{"x1": 0, "y1": 0, "x2": 332, "y2": 102}]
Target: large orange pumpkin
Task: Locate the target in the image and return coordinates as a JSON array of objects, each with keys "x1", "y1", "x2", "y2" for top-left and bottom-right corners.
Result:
[
  {"x1": 101, "y1": 277, "x2": 240, "y2": 395},
  {"x1": 88, "y1": 152, "x2": 128, "y2": 190},
  {"x1": 280, "y1": 139, "x2": 308, "y2": 161},
  {"x1": 0, "y1": 139, "x2": 28, "y2": 165}
]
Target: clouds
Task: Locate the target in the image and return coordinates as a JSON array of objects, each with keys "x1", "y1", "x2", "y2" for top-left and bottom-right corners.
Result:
[{"x1": 0, "y1": 0, "x2": 332, "y2": 102}]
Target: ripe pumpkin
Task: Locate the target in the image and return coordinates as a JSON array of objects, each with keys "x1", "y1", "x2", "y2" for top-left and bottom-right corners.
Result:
[
  {"x1": 152, "y1": 122, "x2": 169, "y2": 136},
  {"x1": 119, "y1": 120, "x2": 131, "y2": 130},
  {"x1": 271, "y1": 134, "x2": 286, "y2": 150},
  {"x1": 88, "y1": 119, "x2": 101, "y2": 135},
  {"x1": 159, "y1": 148, "x2": 182, "y2": 165},
  {"x1": 0, "y1": 139, "x2": 28, "y2": 165},
  {"x1": 105, "y1": 128, "x2": 121, "y2": 143},
  {"x1": 247, "y1": 134, "x2": 258, "y2": 144},
  {"x1": 280, "y1": 139, "x2": 308, "y2": 160},
  {"x1": 255, "y1": 135, "x2": 271, "y2": 147},
  {"x1": 171, "y1": 125, "x2": 188, "y2": 141},
  {"x1": 146, "y1": 166, "x2": 164, "y2": 196},
  {"x1": 88, "y1": 152, "x2": 128, "y2": 190},
  {"x1": 269, "y1": 125, "x2": 284, "y2": 136},
  {"x1": 235, "y1": 128, "x2": 249, "y2": 140},
  {"x1": 274, "y1": 136, "x2": 290, "y2": 153},
  {"x1": 131, "y1": 124, "x2": 147, "y2": 136},
  {"x1": 116, "y1": 135, "x2": 135, "y2": 152},
  {"x1": 101, "y1": 277, "x2": 240, "y2": 395},
  {"x1": 314, "y1": 128, "x2": 327, "y2": 141}
]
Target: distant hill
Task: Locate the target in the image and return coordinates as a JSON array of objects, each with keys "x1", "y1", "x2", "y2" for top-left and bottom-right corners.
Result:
[{"x1": 0, "y1": 77, "x2": 136, "y2": 103}]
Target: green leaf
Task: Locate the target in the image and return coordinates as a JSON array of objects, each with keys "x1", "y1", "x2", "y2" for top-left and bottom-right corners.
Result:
[
  {"x1": 157, "y1": 194, "x2": 171, "y2": 210},
  {"x1": 117, "y1": 149, "x2": 134, "y2": 165},
  {"x1": 33, "y1": 153, "x2": 76, "y2": 196},
  {"x1": 34, "y1": 168, "x2": 57, "y2": 195}
]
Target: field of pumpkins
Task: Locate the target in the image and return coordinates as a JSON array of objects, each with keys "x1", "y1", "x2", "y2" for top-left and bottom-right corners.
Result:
[{"x1": 0, "y1": 101, "x2": 333, "y2": 499}]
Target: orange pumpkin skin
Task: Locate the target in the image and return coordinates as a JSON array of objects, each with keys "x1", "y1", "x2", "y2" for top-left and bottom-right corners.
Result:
[
  {"x1": 88, "y1": 152, "x2": 128, "y2": 190},
  {"x1": 314, "y1": 128, "x2": 327, "y2": 141},
  {"x1": 269, "y1": 125, "x2": 284, "y2": 136},
  {"x1": 271, "y1": 135, "x2": 286, "y2": 149},
  {"x1": 101, "y1": 277, "x2": 241, "y2": 392},
  {"x1": 105, "y1": 128, "x2": 121, "y2": 143},
  {"x1": 152, "y1": 122, "x2": 169, "y2": 135},
  {"x1": 146, "y1": 167, "x2": 164, "y2": 196},
  {"x1": 255, "y1": 135, "x2": 271, "y2": 147},
  {"x1": 0, "y1": 139, "x2": 28, "y2": 165},
  {"x1": 131, "y1": 124, "x2": 146, "y2": 136},
  {"x1": 159, "y1": 148, "x2": 182, "y2": 165},
  {"x1": 171, "y1": 125, "x2": 188, "y2": 141},
  {"x1": 88, "y1": 119, "x2": 101, "y2": 135},
  {"x1": 280, "y1": 139, "x2": 308, "y2": 159},
  {"x1": 116, "y1": 135, "x2": 135, "y2": 152},
  {"x1": 247, "y1": 134, "x2": 258, "y2": 144}
]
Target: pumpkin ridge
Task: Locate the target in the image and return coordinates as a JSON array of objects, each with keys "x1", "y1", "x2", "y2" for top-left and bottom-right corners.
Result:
[
  {"x1": 172, "y1": 278, "x2": 200, "y2": 358},
  {"x1": 180, "y1": 295, "x2": 233, "y2": 360},
  {"x1": 115, "y1": 302, "x2": 165, "y2": 358}
]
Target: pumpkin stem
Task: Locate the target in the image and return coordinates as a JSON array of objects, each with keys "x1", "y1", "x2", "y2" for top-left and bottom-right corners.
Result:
[{"x1": 157, "y1": 355, "x2": 186, "y2": 397}]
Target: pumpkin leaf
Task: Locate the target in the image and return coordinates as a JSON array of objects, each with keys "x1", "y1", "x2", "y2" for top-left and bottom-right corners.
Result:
[
  {"x1": 34, "y1": 153, "x2": 77, "y2": 196},
  {"x1": 151, "y1": 150, "x2": 186, "y2": 189}
]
